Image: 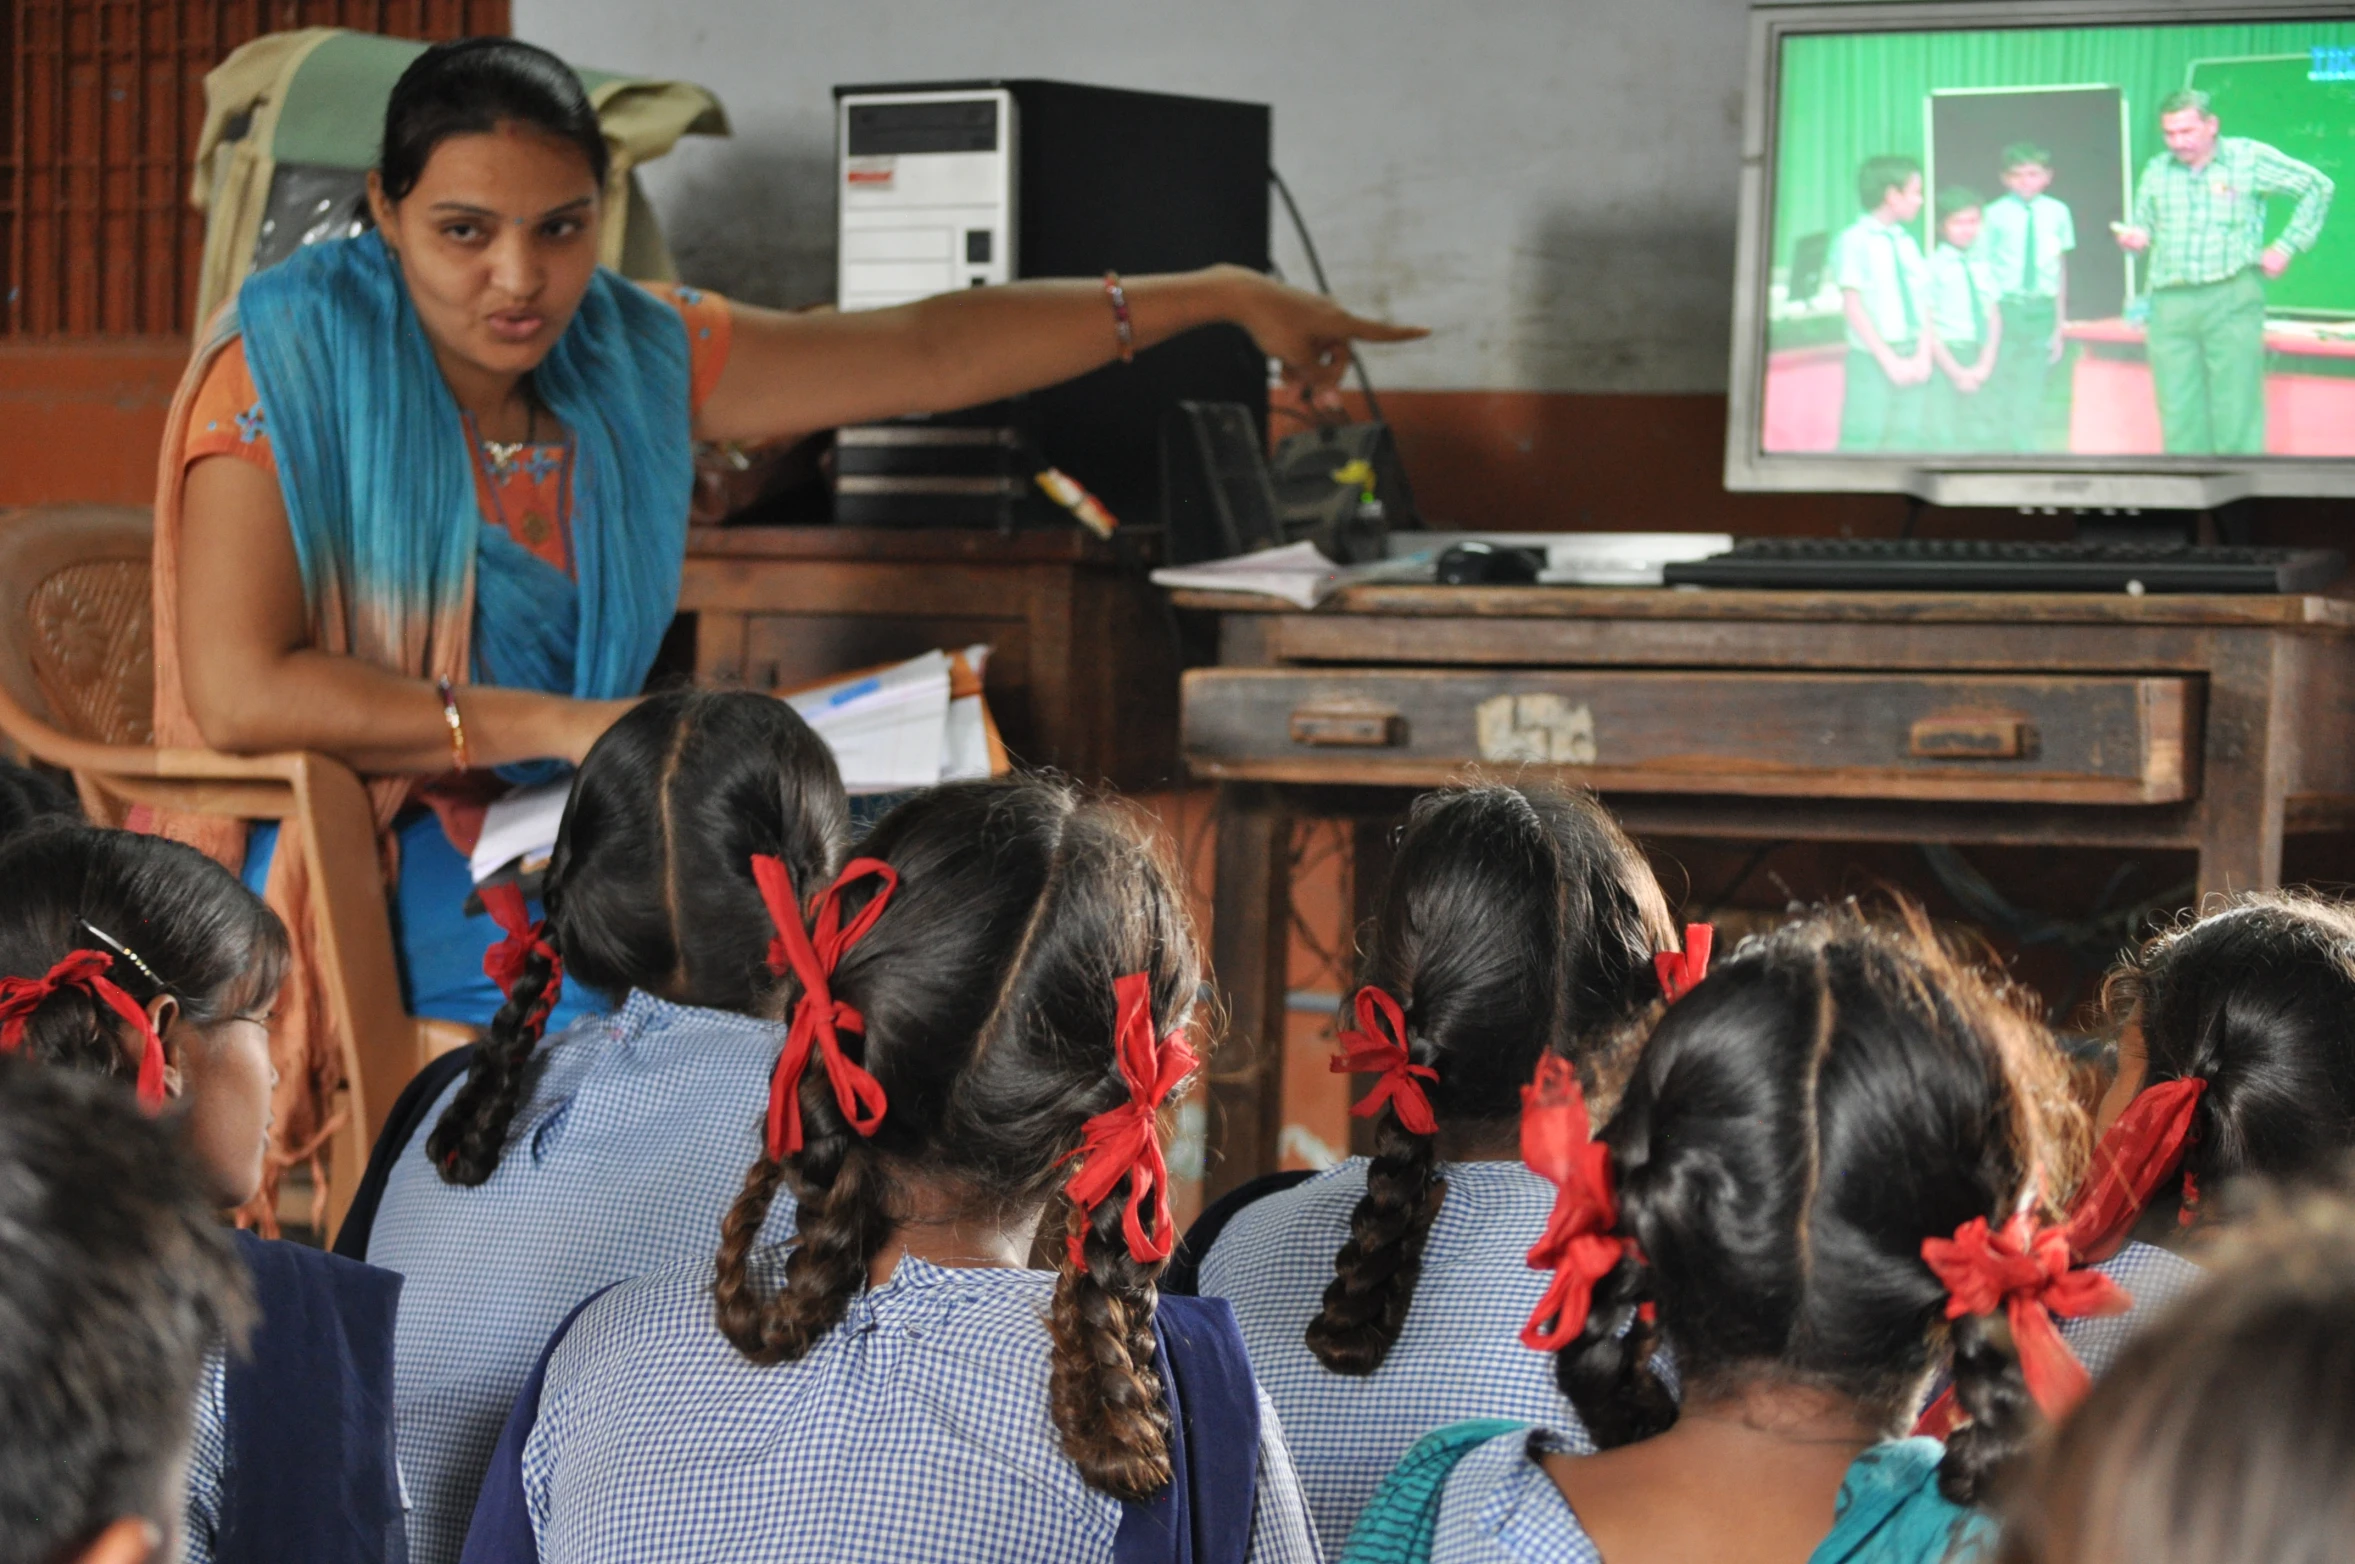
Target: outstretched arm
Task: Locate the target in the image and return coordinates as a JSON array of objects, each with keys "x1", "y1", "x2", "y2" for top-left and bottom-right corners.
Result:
[
  {"x1": 177, "y1": 457, "x2": 631, "y2": 772},
  {"x1": 693, "y1": 265, "x2": 1424, "y2": 446}
]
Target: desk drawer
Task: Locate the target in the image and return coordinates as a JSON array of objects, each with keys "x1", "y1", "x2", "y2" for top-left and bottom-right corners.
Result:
[{"x1": 1182, "y1": 670, "x2": 2197, "y2": 803}]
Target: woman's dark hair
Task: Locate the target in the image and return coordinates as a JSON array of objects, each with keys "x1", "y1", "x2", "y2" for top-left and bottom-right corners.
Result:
[
  {"x1": 0, "y1": 824, "x2": 287, "y2": 1085},
  {"x1": 1305, "y1": 783, "x2": 1675, "y2": 1376},
  {"x1": 2098, "y1": 894, "x2": 2355, "y2": 1240},
  {"x1": 1997, "y1": 1179, "x2": 2355, "y2": 1564},
  {"x1": 427, "y1": 690, "x2": 848, "y2": 1185},
  {"x1": 712, "y1": 777, "x2": 1204, "y2": 1502},
  {"x1": 378, "y1": 37, "x2": 609, "y2": 203},
  {"x1": 1561, "y1": 904, "x2": 2080, "y2": 1505}
]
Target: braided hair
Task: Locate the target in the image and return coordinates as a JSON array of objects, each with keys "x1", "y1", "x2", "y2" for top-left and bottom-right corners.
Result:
[
  {"x1": 427, "y1": 690, "x2": 848, "y2": 1184},
  {"x1": 2095, "y1": 892, "x2": 2355, "y2": 1238},
  {"x1": 0, "y1": 824, "x2": 286, "y2": 1086},
  {"x1": 712, "y1": 777, "x2": 1204, "y2": 1501},
  {"x1": 1305, "y1": 783, "x2": 1674, "y2": 1375},
  {"x1": 1556, "y1": 904, "x2": 2081, "y2": 1505}
]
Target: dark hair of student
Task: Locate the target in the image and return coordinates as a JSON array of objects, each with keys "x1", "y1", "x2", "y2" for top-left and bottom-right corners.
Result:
[
  {"x1": 1858, "y1": 153, "x2": 1922, "y2": 210},
  {"x1": 0, "y1": 1056, "x2": 254, "y2": 1564},
  {"x1": 2096, "y1": 893, "x2": 2355, "y2": 1239},
  {"x1": 0, "y1": 823, "x2": 287, "y2": 1084},
  {"x1": 711, "y1": 777, "x2": 1204, "y2": 1501},
  {"x1": 1996, "y1": 1180, "x2": 2355, "y2": 1564},
  {"x1": 0, "y1": 759, "x2": 77, "y2": 841},
  {"x1": 1303, "y1": 783, "x2": 1675, "y2": 1376},
  {"x1": 1557, "y1": 904, "x2": 2080, "y2": 1505},
  {"x1": 427, "y1": 690, "x2": 848, "y2": 1185},
  {"x1": 1936, "y1": 185, "x2": 1986, "y2": 228},
  {"x1": 378, "y1": 36, "x2": 610, "y2": 203},
  {"x1": 1999, "y1": 142, "x2": 2053, "y2": 173}
]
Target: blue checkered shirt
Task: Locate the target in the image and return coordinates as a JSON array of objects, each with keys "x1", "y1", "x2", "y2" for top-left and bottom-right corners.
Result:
[
  {"x1": 1427, "y1": 1428, "x2": 1597, "y2": 1564},
  {"x1": 367, "y1": 992, "x2": 797, "y2": 1564},
  {"x1": 521, "y1": 1250, "x2": 1323, "y2": 1563},
  {"x1": 1197, "y1": 1158, "x2": 1589, "y2": 1558},
  {"x1": 182, "y1": 1350, "x2": 228, "y2": 1564},
  {"x1": 2062, "y1": 1239, "x2": 2204, "y2": 1380}
]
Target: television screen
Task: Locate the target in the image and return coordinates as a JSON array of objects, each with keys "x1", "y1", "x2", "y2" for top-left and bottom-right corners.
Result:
[{"x1": 1754, "y1": 15, "x2": 2355, "y2": 466}]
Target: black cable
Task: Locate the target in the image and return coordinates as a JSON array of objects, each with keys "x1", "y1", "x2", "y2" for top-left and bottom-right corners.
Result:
[{"x1": 1269, "y1": 165, "x2": 1386, "y2": 423}]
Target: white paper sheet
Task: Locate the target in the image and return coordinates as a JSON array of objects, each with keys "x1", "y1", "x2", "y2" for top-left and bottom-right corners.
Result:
[{"x1": 468, "y1": 778, "x2": 570, "y2": 883}]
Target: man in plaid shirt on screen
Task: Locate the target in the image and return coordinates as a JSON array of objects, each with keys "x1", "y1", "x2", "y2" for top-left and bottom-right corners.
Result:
[{"x1": 2115, "y1": 88, "x2": 2334, "y2": 454}]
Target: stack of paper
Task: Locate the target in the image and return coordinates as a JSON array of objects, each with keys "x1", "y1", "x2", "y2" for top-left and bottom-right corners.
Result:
[
  {"x1": 1150, "y1": 542, "x2": 1349, "y2": 609},
  {"x1": 467, "y1": 646, "x2": 1004, "y2": 884}
]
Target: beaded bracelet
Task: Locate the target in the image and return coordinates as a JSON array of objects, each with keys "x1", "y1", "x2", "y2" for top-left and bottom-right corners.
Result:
[
  {"x1": 436, "y1": 677, "x2": 471, "y2": 772},
  {"x1": 1102, "y1": 271, "x2": 1135, "y2": 363}
]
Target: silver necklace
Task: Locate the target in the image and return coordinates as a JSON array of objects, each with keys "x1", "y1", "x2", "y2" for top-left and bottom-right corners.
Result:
[{"x1": 479, "y1": 402, "x2": 540, "y2": 471}]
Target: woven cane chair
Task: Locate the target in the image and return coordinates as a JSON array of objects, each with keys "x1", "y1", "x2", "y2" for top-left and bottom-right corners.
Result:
[{"x1": 0, "y1": 505, "x2": 435, "y2": 1241}]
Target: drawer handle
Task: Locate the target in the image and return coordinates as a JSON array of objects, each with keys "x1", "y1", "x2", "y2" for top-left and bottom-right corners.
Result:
[
  {"x1": 1291, "y1": 704, "x2": 1403, "y2": 748},
  {"x1": 1909, "y1": 713, "x2": 2035, "y2": 760}
]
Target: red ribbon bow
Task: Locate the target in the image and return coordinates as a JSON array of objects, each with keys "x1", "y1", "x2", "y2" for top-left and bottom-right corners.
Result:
[
  {"x1": 479, "y1": 882, "x2": 564, "y2": 1029},
  {"x1": 1330, "y1": 985, "x2": 1439, "y2": 1136},
  {"x1": 753, "y1": 854, "x2": 897, "y2": 1160},
  {"x1": 0, "y1": 950, "x2": 168, "y2": 1110},
  {"x1": 1062, "y1": 972, "x2": 1198, "y2": 1272},
  {"x1": 1921, "y1": 1211, "x2": 2128, "y2": 1421},
  {"x1": 1655, "y1": 923, "x2": 1714, "y2": 1004},
  {"x1": 2061, "y1": 1076, "x2": 2207, "y2": 1265},
  {"x1": 1518, "y1": 1053, "x2": 1637, "y2": 1352}
]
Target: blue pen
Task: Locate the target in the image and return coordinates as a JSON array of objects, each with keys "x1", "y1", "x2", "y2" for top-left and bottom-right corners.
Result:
[{"x1": 827, "y1": 677, "x2": 883, "y2": 707}]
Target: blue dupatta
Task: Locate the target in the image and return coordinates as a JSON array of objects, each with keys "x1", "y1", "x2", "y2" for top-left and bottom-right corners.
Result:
[{"x1": 234, "y1": 230, "x2": 692, "y2": 708}]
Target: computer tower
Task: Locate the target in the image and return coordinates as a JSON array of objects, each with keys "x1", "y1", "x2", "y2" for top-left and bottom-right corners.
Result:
[{"x1": 833, "y1": 79, "x2": 1271, "y2": 530}]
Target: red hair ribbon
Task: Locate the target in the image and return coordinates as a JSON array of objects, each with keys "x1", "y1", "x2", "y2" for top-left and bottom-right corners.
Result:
[
  {"x1": 1518, "y1": 1053, "x2": 1639, "y2": 1351},
  {"x1": 1062, "y1": 971, "x2": 1198, "y2": 1272},
  {"x1": 753, "y1": 854, "x2": 897, "y2": 1160},
  {"x1": 1921, "y1": 1211, "x2": 2128, "y2": 1422},
  {"x1": 479, "y1": 882, "x2": 564, "y2": 1029},
  {"x1": 1330, "y1": 985, "x2": 1439, "y2": 1136},
  {"x1": 0, "y1": 950, "x2": 168, "y2": 1110},
  {"x1": 2061, "y1": 1076, "x2": 2207, "y2": 1265},
  {"x1": 1655, "y1": 923, "x2": 1714, "y2": 1003}
]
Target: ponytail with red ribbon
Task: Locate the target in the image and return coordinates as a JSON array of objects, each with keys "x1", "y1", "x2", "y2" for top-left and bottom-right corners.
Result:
[
  {"x1": 1655, "y1": 922, "x2": 1714, "y2": 1003},
  {"x1": 1518, "y1": 1053, "x2": 1641, "y2": 1352},
  {"x1": 752, "y1": 853, "x2": 897, "y2": 1161},
  {"x1": 479, "y1": 881, "x2": 564, "y2": 1030},
  {"x1": 1330, "y1": 984, "x2": 1439, "y2": 1136},
  {"x1": 0, "y1": 949, "x2": 168, "y2": 1110},
  {"x1": 1921, "y1": 1210, "x2": 2127, "y2": 1421},
  {"x1": 2062, "y1": 1075, "x2": 2207, "y2": 1262},
  {"x1": 1061, "y1": 972, "x2": 1198, "y2": 1272}
]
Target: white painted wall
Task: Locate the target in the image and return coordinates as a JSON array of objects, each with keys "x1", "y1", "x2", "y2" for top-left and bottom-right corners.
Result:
[{"x1": 516, "y1": 0, "x2": 1757, "y2": 393}]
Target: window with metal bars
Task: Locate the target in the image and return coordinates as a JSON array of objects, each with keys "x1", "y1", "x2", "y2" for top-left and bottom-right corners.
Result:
[{"x1": 0, "y1": 0, "x2": 508, "y2": 337}]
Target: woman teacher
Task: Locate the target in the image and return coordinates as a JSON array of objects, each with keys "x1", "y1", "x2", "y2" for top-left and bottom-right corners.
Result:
[{"x1": 154, "y1": 37, "x2": 1419, "y2": 1219}]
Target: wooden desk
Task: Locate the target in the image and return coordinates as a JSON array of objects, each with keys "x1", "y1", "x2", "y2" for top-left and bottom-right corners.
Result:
[
  {"x1": 1176, "y1": 583, "x2": 2355, "y2": 1197},
  {"x1": 680, "y1": 526, "x2": 1179, "y2": 790}
]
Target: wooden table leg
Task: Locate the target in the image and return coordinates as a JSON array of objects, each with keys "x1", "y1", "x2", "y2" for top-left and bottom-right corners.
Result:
[
  {"x1": 2196, "y1": 629, "x2": 2291, "y2": 898},
  {"x1": 1206, "y1": 781, "x2": 1291, "y2": 1201},
  {"x1": 1346, "y1": 813, "x2": 1400, "y2": 1158}
]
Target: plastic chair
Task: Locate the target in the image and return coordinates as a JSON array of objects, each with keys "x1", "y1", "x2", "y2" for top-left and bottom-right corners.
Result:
[{"x1": 0, "y1": 504, "x2": 438, "y2": 1241}]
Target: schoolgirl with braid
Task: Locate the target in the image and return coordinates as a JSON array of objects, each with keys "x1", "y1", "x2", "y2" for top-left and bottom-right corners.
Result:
[
  {"x1": 1349, "y1": 904, "x2": 2115, "y2": 1564},
  {"x1": 2039, "y1": 892, "x2": 2355, "y2": 1381},
  {"x1": 463, "y1": 777, "x2": 1318, "y2": 1564},
  {"x1": 1169, "y1": 783, "x2": 1680, "y2": 1556},
  {"x1": 342, "y1": 688, "x2": 846, "y2": 1564},
  {"x1": 0, "y1": 824, "x2": 404, "y2": 1564}
]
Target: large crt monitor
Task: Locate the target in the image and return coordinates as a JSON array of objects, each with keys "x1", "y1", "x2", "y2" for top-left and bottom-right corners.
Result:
[{"x1": 1726, "y1": 2, "x2": 2355, "y2": 507}]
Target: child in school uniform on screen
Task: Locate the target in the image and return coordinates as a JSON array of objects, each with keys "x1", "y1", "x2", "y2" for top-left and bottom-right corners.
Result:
[
  {"x1": 464, "y1": 777, "x2": 1318, "y2": 1564},
  {"x1": 1349, "y1": 906, "x2": 2116, "y2": 1564},
  {"x1": 1980, "y1": 142, "x2": 2076, "y2": 453},
  {"x1": 1927, "y1": 186, "x2": 2004, "y2": 451},
  {"x1": 1171, "y1": 783, "x2": 1684, "y2": 1558},
  {"x1": 1834, "y1": 154, "x2": 1934, "y2": 452},
  {"x1": 343, "y1": 689, "x2": 846, "y2": 1564}
]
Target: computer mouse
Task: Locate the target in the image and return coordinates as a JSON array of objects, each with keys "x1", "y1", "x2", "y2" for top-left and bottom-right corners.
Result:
[{"x1": 1436, "y1": 541, "x2": 1544, "y2": 585}]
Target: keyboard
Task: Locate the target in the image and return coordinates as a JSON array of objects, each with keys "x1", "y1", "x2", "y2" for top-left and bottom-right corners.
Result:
[{"x1": 1662, "y1": 537, "x2": 2347, "y2": 594}]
